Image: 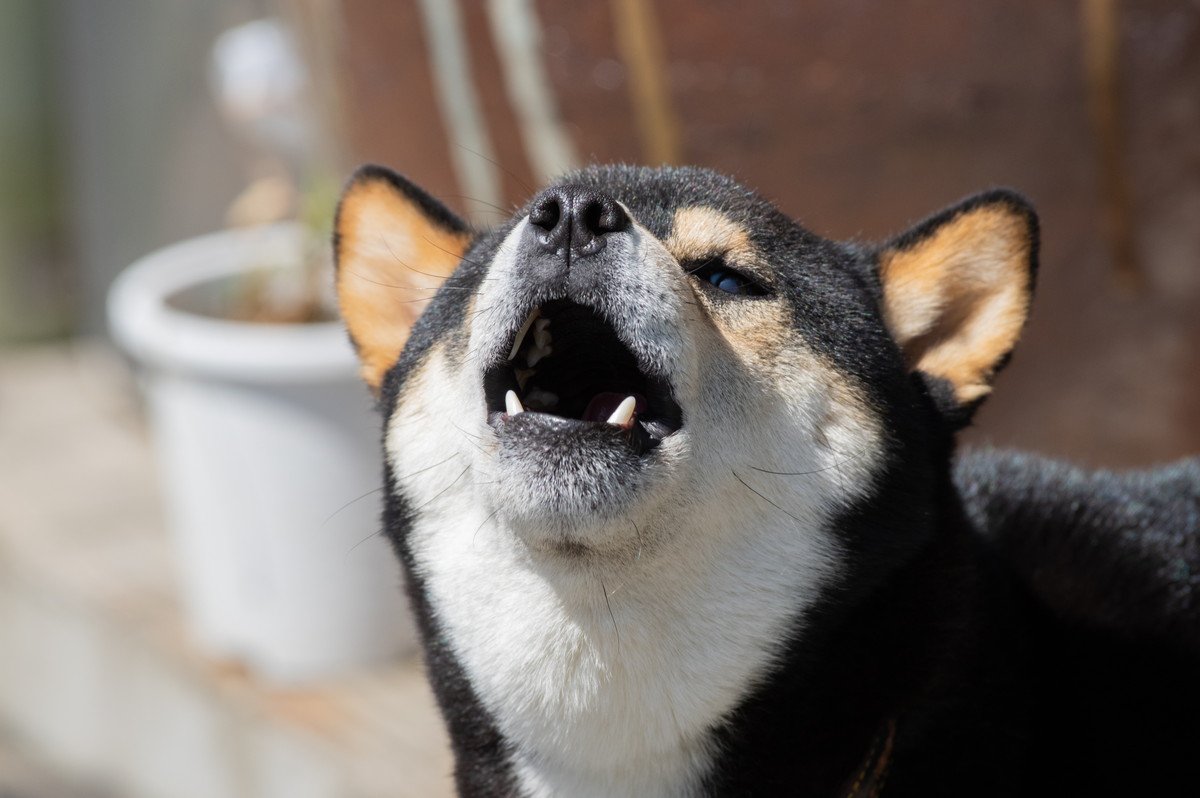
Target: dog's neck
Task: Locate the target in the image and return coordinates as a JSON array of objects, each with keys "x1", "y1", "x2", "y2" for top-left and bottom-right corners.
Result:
[
  {"x1": 391, "y1": 429, "x2": 986, "y2": 796},
  {"x1": 408, "y1": 488, "x2": 850, "y2": 797}
]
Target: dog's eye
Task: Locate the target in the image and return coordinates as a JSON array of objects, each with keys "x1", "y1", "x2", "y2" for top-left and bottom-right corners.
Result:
[{"x1": 682, "y1": 257, "x2": 768, "y2": 296}]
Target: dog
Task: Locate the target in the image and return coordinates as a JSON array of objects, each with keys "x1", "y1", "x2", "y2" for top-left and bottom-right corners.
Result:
[{"x1": 333, "y1": 163, "x2": 1199, "y2": 797}]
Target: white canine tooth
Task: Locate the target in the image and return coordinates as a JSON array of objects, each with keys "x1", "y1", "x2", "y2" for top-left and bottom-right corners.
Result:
[
  {"x1": 505, "y1": 390, "x2": 525, "y2": 415},
  {"x1": 606, "y1": 396, "x2": 637, "y2": 427},
  {"x1": 507, "y1": 308, "x2": 540, "y2": 362},
  {"x1": 534, "y1": 318, "x2": 552, "y2": 349}
]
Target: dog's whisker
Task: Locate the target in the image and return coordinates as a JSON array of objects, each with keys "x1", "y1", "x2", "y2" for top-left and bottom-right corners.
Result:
[
  {"x1": 453, "y1": 142, "x2": 535, "y2": 195},
  {"x1": 343, "y1": 270, "x2": 485, "y2": 294},
  {"x1": 471, "y1": 508, "x2": 499, "y2": 549},
  {"x1": 412, "y1": 465, "x2": 472, "y2": 514},
  {"x1": 397, "y1": 453, "x2": 462, "y2": 481},
  {"x1": 377, "y1": 236, "x2": 460, "y2": 281},
  {"x1": 322, "y1": 485, "x2": 385, "y2": 527},
  {"x1": 451, "y1": 423, "x2": 489, "y2": 455},
  {"x1": 599, "y1": 575, "x2": 621, "y2": 654},
  {"x1": 421, "y1": 236, "x2": 501, "y2": 272},
  {"x1": 437, "y1": 194, "x2": 521, "y2": 216},
  {"x1": 346, "y1": 527, "x2": 383, "y2": 554},
  {"x1": 729, "y1": 468, "x2": 811, "y2": 526},
  {"x1": 815, "y1": 427, "x2": 859, "y2": 496},
  {"x1": 748, "y1": 447, "x2": 868, "y2": 478}
]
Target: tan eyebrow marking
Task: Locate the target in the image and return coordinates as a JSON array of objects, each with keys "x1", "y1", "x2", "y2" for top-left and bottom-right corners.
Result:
[{"x1": 665, "y1": 206, "x2": 758, "y2": 264}]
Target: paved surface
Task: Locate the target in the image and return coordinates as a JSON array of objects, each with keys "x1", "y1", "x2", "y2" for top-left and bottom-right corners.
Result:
[
  {"x1": 0, "y1": 342, "x2": 453, "y2": 798},
  {"x1": 0, "y1": 728, "x2": 114, "y2": 798}
]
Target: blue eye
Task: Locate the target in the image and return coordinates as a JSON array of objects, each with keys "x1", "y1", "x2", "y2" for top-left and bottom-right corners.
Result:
[
  {"x1": 709, "y1": 270, "x2": 743, "y2": 293},
  {"x1": 683, "y1": 258, "x2": 768, "y2": 297}
]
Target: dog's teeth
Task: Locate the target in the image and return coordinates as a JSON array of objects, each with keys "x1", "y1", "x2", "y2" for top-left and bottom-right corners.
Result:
[
  {"x1": 507, "y1": 308, "x2": 540, "y2": 361},
  {"x1": 606, "y1": 396, "x2": 637, "y2": 427},
  {"x1": 526, "y1": 345, "x2": 551, "y2": 367},
  {"x1": 515, "y1": 368, "x2": 535, "y2": 389},
  {"x1": 533, "y1": 319, "x2": 552, "y2": 349},
  {"x1": 505, "y1": 390, "x2": 525, "y2": 415}
]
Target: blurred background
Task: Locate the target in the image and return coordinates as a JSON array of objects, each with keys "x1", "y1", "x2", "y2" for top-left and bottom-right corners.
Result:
[{"x1": 1, "y1": 1, "x2": 1197, "y2": 796}]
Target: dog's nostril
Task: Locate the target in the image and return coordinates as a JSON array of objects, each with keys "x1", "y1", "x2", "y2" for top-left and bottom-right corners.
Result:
[
  {"x1": 529, "y1": 195, "x2": 562, "y2": 232},
  {"x1": 580, "y1": 197, "x2": 630, "y2": 237}
]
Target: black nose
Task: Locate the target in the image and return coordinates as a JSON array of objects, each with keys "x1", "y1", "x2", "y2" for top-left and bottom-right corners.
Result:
[{"x1": 527, "y1": 185, "x2": 630, "y2": 258}]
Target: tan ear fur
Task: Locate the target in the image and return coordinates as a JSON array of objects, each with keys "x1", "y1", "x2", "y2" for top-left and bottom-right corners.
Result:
[
  {"x1": 335, "y1": 166, "x2": 470, "y2": 391},
  {"x1": 878, "y1": 193, "x2": 1037, "y2": 405}
]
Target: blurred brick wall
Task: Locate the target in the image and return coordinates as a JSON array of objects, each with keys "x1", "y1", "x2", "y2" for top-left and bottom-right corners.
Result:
[{"x1": 330, "y1": 0, "x2": 1200, "y2": 468}]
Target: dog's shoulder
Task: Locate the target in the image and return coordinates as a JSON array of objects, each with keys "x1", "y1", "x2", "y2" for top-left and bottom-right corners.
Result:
[{"x1": 954, "y1": 448, "x2": 1200, "y2": 650}]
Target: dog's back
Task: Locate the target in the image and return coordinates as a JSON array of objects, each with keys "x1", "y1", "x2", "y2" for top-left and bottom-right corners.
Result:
[{"x1": 951, "y1": 451, "x2": 1200, "y2": 795}]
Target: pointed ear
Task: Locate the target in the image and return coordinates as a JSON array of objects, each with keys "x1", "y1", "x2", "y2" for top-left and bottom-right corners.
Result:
[
  {"x1": 876, "y1": 190, "x2": 1038, "y2": 411},
  {"x1": 335, "y1": 165, "x2": 470, "y2": 391}
]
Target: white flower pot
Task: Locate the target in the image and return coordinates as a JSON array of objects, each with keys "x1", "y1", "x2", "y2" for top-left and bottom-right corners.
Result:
[{"x1": 108, "y1": 224, "x2": 415, "y2": 683}]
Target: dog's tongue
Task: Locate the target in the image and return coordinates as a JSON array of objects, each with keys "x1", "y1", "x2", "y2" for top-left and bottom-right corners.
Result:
[{"x1": 583, "y1": 392, "x2": 646, "y2": 422}]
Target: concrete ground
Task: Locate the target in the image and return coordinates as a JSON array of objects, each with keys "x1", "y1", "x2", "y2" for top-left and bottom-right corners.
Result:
[
  {"x1": 0, "y1": 728, "x2": 114, "y2": 798},
  {"x1": 0, "y1": 342, "x2": 453, "y2": 798}
]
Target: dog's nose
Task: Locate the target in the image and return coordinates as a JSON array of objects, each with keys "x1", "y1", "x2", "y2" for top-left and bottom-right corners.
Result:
[{"x1": 526, "y1": 186, "x2": 630, "y2": 259}]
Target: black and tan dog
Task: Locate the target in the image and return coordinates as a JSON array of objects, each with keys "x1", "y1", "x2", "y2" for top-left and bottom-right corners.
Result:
[{"x1": 334, "y1": 164, "x2": 1199, "y2": 797}]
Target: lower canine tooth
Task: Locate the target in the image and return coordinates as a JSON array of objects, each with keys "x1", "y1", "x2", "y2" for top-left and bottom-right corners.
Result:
[
  {"x1": 606, "y1": 396, "x2": 637, "y2": 427},
  {"x1": 505, "y1": 390, "x2": 525, "y2": 415}
]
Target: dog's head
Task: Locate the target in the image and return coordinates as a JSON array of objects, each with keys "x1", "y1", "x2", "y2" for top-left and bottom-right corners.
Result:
[{"x1": 335, "y1": 164, "x2": 1036, "y2": 567}]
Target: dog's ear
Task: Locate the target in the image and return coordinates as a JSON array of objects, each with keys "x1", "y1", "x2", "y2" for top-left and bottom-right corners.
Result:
[
  {"x1": 335, "y1": 164, "x2": 470, "y2": 391},
  {"x1": 876, "y1": 190, "x2": 1038, "y2": 416}
]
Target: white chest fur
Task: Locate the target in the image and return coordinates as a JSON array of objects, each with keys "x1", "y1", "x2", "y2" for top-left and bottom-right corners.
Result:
[{"x1": 411, "y1": 501, "x2": 840, "y2": 798}]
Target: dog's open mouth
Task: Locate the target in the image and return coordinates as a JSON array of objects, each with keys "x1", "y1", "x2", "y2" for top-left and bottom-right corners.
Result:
[{"x1": 484, "y1": 300, "x2": 682, "y2": 454}]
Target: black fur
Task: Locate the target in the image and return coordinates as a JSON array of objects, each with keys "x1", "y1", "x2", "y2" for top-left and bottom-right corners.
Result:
[
  {"x1": 344, "y1": 164, "x2": 1200, "y2": 796},
  {"x1": 383, "y1": 483, "x2": 519, "y2": 796}
]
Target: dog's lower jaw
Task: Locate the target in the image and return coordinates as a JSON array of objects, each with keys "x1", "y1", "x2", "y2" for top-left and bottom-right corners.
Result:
[
  {"x1": 483, "y1": 421, "x2": 688, "y2": 551},
  {"x1": 486, "y1": 491, "x2": 670, "y2": 559}
]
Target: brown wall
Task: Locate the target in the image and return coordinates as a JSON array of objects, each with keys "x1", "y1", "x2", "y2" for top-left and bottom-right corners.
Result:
[{"x1": 331, "y1": 0, "x2": 1200, "y2": 467}]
